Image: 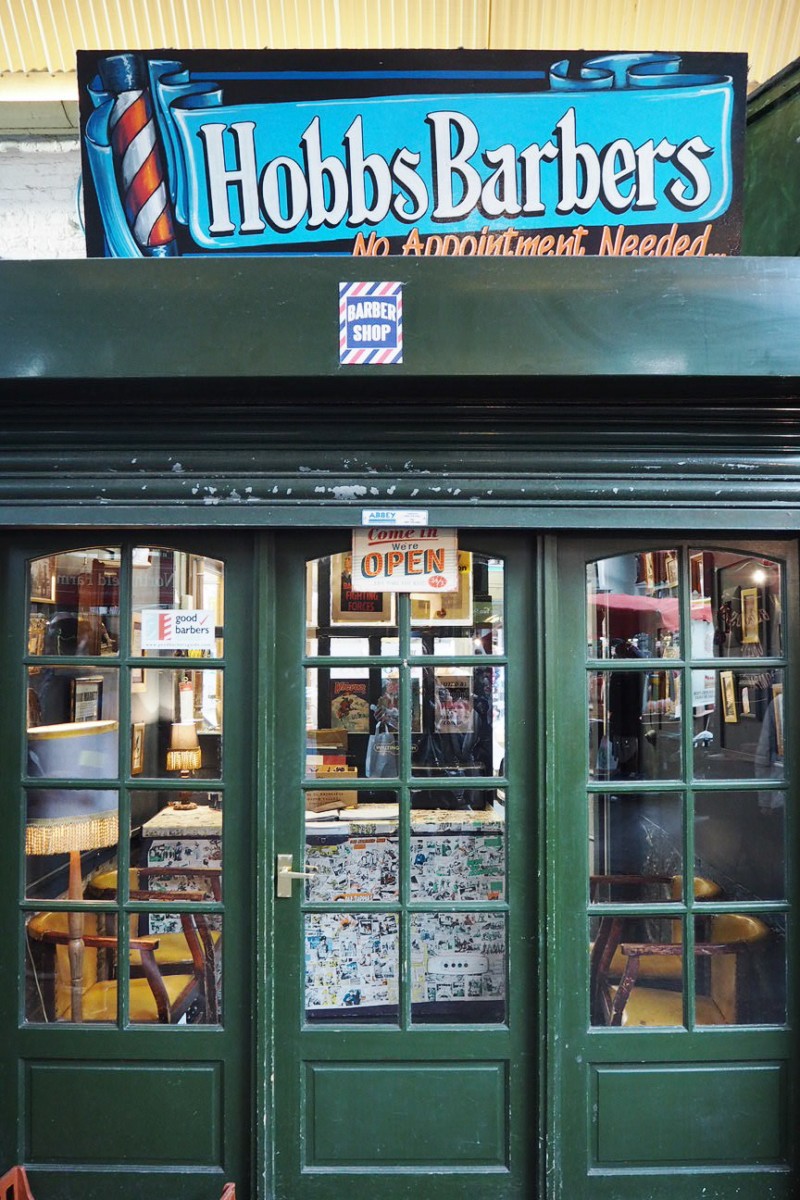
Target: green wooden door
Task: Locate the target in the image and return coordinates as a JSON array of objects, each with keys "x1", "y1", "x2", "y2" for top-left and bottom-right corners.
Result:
[
  {"x1": 549, "y1": 536, "x2": 797, "y2": 1199},
  {"x1": 1, "y1": 533, "x2": 254, "y2": 1200},
  {"x1": 270, "y1": 532, "x2": 539, "y2": 1199}
]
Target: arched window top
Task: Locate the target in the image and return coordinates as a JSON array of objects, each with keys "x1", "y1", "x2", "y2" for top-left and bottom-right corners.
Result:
[
  {"x1": 28, "y1": 546, "x2": 225, "y2": 659},
  {"x1": 586, "y1": 548, "x2": 783, "y2": 661}
]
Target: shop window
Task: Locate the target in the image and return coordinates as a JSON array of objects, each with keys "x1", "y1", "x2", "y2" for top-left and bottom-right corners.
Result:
[
  {"x1": 587, "y1": 548, "x2": 787, "y2": 1029},
  {"x1": 302, "y1": 551, "x2": 507, "y2": 1025},
  {"x1": 23, "y1": 547, "x2": 224, "y2": 1027}
]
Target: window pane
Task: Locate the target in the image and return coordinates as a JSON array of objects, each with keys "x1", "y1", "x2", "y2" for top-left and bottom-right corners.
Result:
[
  {"x1": 410, "y1": 553, "x2": 505, "y2": 655},
  {"x1": 128, "y1": 912, "x2": 221, "y2": 1026},
  {"x1": 305, "y1": 555, "x2": 398, "y2": 657},
  {"x1": 691, "y1": 550, "x2": 783, "y2": 659},
  {"x1": 130, "y1": 668, "x2": 223, "y2": 780},
  {"x1": 589, "y1": 792, "x2": 683, "y2": 898},
  {"x1": 693, "y1": 670, "x2": 784, "y2": 780},
  {"x1": 305, "y1": 666, "x2": 390, "y2": 783},
  {"x1": 409, "y1": 805, "x2": 505, "y2": 901},
  {"x1": 131, "y1": 548, "x2": 224, "y2": 658},
  {"x1": 25, "y1": 788, "x2": 119, "y2": 900},
  {"x1": 694, "y1": 790, "x2": 785, "y2": 902},
  {"x1": 123, "y1": 789, "x2": 223, "y2": 902},
  {"x1": 25, "y1": 911, "x2": 118, "y2": 1024},
  {"x1": 305, "y1": 797, "x2": 399, "y2": 902},
  {"x1": 589, "y1": 669, "x2": 681, "y2": 781},
  {"x1": 28, "y1": 548, "x2": 120, "y2": 657},
  {"x1": 587, "y1": 551, "x2": 679, "y2": 659},
  {"x1": 27, "y1": 668, "x2": 119, "y2": 775},
  {"x1": 411, "y1": 665, "x2": 505, "y2": 784},
  {"x1": 695, "y1": 914, "x2": 784, "y2": 1027},
  {"x1": 590, "y1": 915, "x2": 685, "y2": 1028},
  {"x1": 411, "y1": 912, "x2": 506, "y2": 1024},
  {"x1": 305, "y1": 912, "x2": 399, "y2": 1023}
]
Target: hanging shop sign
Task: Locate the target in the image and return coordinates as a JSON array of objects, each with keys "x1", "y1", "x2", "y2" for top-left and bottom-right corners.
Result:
[
  {"x1": 352, "y1": 528, "x2": 459, "y2": 593},
  {"x1": 77, "y1": 49, "x2": 746, "y2": 259}
]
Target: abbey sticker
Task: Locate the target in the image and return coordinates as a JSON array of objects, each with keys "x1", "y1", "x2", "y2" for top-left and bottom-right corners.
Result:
[{"x1": 78, "y1": 49, "x2": 745, "y2": 258}]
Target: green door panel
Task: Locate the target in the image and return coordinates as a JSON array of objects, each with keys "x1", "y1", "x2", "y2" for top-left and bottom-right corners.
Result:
[
  {"x1": 270, "y1": 532, "x2": 540, "y2": 1199},
  {"x1": 548, "y1": 536, "x2": 797, "y2": 1200},
  {"x1": 0, "y1": 533, "x2": 255, "y2": 1200}
]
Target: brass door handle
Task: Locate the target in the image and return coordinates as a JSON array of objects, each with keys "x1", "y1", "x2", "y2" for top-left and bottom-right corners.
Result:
[{"x1": 276, "y1": 853, "x2": 317, "y2": 898}]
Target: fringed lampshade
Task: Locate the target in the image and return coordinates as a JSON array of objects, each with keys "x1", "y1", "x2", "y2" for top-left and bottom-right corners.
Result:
[
  {"x1": 166, "y1": 721, "x2": 202, "y2": 774},
  {"x1": 166, "y1": 722, "x2": 201, "y2": 810},
  {"x1": 25, "y1": 790, "x2": 119, "y2": 857},
  {"x1": 26, "y1": 721, "x2": 119, "y2": 1022}
]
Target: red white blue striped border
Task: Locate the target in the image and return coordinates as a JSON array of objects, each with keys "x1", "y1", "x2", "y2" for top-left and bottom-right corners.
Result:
[{"x1": 339, "y1": 280, "x2": 403, "y2": 365}]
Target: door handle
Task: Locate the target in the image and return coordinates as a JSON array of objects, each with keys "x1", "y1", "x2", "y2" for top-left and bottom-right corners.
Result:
[{"x1": 276, "y1": 853, "x2": 317, "y2": 898}]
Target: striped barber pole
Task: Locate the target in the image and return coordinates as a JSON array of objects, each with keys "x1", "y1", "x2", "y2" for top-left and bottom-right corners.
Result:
[
  {"x1": 339, "y1": 281, "x2": 404, "y2": 365},
  {"x1": 99, "y1": 54, "x2": 178, "y2": 257}
]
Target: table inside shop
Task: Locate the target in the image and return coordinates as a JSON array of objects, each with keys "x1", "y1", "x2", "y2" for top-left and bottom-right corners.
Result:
[
  {"x1": 304, "y1": 804, "x2": 507, "y2": 1023},
  {"x1": 141, "y1": 804, "x2": 223, "y2": 932}
]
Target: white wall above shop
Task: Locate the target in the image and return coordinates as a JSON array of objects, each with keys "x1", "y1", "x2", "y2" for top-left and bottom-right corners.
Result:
[{"x1": 1, "y1": 0, "x2": 798, "y2": 103}]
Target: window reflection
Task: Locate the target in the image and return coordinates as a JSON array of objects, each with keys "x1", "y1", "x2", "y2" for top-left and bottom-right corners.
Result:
[
  {"x1": 23, "y1": 545, "x2": 226, "y2": 1030},
  {"x1": 587, "y1": 546, "x2": 788, "y2": 1031},
  {"x1": 28, "y1": 548, "x2": 120, "y2": 658},
  {"x1": 692, "y1": 670, "x2": 784, "y2": 781},
  {"x1": 131, "y1": 548, "x2": 224, "y2": 658},
  {"x1": 589, "y1": 669, "x2": 681, "y2": 782}
]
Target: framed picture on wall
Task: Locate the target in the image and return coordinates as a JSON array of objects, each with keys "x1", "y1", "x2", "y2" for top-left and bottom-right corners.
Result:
[
  {"x1": 71, "y1": 675, "x2": 103, "y2": 722},
  {"x1": 741, "y1": 587, "x2": 760, "y2": 645},
  {"x1": 131, "y1": 722, "x2": 145, "y2": 775},
  {"x1": 131, "y1": 616, "x2": 146, "y2": 692},
  {"x1": 720, "y1": 671, "x2": 737, "y2": 724},
  {"x1": 30, "y1": 556, "x2": 56, "y2": 604},
  {"x1": 330, "y1": 552, "x2": 394, "y2": 625}
]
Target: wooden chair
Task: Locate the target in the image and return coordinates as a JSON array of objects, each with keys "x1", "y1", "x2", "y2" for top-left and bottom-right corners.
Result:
[
  {"x1": 590, "y1": 874, "x2": 721, "y2": 982},
  {"x1": 86, "y1": 867, "x2": 222, "y2": 987},
  {"x1": 591, "y1": 911, "x2": 769, "y2": 1027},
  {"x1": 26, "y1": 906, "x2": 215, "y2": 1024}
]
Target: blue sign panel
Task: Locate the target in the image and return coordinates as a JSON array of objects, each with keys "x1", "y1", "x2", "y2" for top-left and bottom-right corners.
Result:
[{"x1": 78, "y1": 49, "x2": 746, "y2": 259}]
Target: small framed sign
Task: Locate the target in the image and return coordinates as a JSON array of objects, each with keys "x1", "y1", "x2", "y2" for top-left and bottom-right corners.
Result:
[{"x1": 71, "y1": 675, "x2": 103, "y2": 723}]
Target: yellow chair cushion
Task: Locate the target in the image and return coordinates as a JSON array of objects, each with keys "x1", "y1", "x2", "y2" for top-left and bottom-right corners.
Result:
[
  {"x1": 77, "y1": 973, "x2": 198, "y2": 1023},
  {"x1": 610, "y1": 984, "x2": 728, "y2": 1027}
]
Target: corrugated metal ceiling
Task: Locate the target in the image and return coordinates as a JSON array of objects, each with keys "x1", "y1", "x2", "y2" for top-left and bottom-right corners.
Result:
[{"x1": 1, "y1": 0, "x2": 798, "y2": 97}]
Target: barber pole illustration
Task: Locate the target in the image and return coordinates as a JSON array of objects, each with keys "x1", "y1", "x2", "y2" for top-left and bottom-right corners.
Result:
[{"x1": 98, "y1": 53, "x2": 178, "y2": 257}]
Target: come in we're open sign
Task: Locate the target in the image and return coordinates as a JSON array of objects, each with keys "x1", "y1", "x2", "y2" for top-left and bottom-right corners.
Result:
[{"x1": 351, "y1": 528, "x2": 458, "y2": 593}]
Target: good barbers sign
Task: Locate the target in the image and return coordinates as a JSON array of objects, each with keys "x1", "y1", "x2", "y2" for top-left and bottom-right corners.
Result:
[{"x1": 78, "y1": 49, "x2": 745, "y2": 259}]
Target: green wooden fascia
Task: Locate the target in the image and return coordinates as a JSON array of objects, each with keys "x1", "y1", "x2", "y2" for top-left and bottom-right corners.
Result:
[
  {"x1": 0, "y1": 257, "x2": 799, "y2": 385},
  {"x1": 1, "y1": 257, "x2": 800, "y2": 526}
]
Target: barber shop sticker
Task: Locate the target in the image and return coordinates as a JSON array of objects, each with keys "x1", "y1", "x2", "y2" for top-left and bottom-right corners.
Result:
[
  {"x1": 141, "y1": 608, "x2": 216, "y2": 652},
  {"x1": 339, "y1": 281, "x2": 403, "y2": 365}
]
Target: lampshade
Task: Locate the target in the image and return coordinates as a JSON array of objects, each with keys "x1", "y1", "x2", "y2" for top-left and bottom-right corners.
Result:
[
  {"x1": 166, "y1": 722, "x2": 202, "y2": 773},
  {"x1": 27, "y1": 720, "x2": 118, "y2": 779},
  {"x1": 25, "y1": 789, "x2": 118, "y2": 856},
  {"x1": 26, "y1": 722, "x2": 119, "y2": 855}
]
